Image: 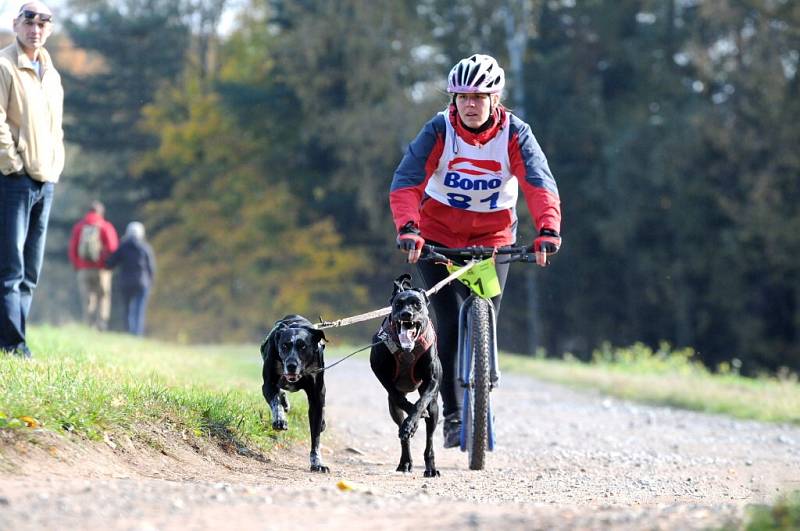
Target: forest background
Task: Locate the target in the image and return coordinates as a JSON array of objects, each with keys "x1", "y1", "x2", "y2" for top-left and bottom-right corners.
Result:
[{"x1": 7, "y1": 0, "x2": 798, "y2": 376}]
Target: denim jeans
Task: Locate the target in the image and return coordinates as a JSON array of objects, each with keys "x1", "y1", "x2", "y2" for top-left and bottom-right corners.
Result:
[
  {"x1": 122, "y1": 285, "x2": 150, "y2": 336},
  {"x1": 0, "y1": 173, "x2": 54, "y2": 351}
]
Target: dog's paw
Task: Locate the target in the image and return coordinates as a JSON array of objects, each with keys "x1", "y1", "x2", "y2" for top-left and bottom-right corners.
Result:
[
  {"x1": 399, "y1": 418, "x2": 418, "y2": 441},
  {"x1": 272, "y1": 419, "x2": 288, "y2": 431},
  {"x1": 310, "y1": 464, "x2": 330, "y2": 473},
  {"x1": 424, "y1": 468, "x2": 441, "y2": 478},
  {"x1": 396, "y1": 462, "x2": 413, "y2": 473}
]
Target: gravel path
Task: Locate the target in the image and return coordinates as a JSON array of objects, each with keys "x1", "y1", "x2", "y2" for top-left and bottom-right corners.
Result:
[{"x1": 1, "y1": 359, "x2": 799, "y2": 530}]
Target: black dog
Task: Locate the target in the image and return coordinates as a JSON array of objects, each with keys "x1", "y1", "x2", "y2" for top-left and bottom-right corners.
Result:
[
  {"x1": 370, "y1": 274, "x2": 441, "y2": 477},
  {"x1": 260, "y1": 314, "x2": 329, "y2": 472}
]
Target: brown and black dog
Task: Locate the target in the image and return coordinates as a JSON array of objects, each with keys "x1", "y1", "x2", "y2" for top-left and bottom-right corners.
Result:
[
  {"x1": 370, "y1": 274, "x2": 441, "y2": 477},
  {"x1": 260, "y1": 315, "x2": 329, "y2": 472}
]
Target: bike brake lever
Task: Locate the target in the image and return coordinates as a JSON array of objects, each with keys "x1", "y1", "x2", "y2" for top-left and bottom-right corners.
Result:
[{"x1": 425, "y1": 250, "x2": 449, "y2": 263}]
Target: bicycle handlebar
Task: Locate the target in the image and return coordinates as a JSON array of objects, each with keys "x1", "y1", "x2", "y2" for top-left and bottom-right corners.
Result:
[{"x1": 420, "y1": 244, "x2": 543, "y2": 264}]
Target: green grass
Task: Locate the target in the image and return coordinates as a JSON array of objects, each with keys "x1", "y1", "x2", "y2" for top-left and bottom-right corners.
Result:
[
  {"x1": 0, "y1": 324, "x2": 323, "y2": 453},
  {"x1": 736, "y1": 491, "x2": 800, "y2": 531},
  {"x1": 501, "y1": 342, "x2": 800, "y2": 425}
]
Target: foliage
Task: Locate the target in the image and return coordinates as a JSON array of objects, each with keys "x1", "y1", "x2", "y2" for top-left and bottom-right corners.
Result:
[
  {"x1": 62, "y1": 0, "x2": 192, "y2": 210},
  {"x1": 264, "y1": 0, "x2": 440, "y2": 242},
  {"x1": 40, "y1": 0, "x2": 800, "y2": 373},
  {"x1": 742, "y1": 491, "x2": 800, "y2": 531},
  {"x1": 138, "y1": 76, "x2": 369, "y2": 341}
]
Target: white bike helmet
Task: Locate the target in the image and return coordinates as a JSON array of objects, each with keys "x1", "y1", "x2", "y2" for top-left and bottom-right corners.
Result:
[{"x1": 447, "y1": 54, "x2": 505, "y2": 94}]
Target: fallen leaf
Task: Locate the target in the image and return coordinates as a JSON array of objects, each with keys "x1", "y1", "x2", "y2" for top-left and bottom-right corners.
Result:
[
  {"x1": 336, "y1": 480, "x2": 354, "y2": 492},
  {"x1": 19, "y1": 416, "x2": 39, "y2": 428}
]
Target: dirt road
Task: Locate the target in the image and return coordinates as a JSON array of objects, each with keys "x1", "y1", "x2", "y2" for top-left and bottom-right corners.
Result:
[{"x1": 2, "y1": 359, "x2": 799, "y2": 530}]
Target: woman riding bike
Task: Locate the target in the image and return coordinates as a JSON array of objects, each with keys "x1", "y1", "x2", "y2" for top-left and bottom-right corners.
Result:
[{"x1": 389, "y1": 54, "x2": 562, "y2": 448}]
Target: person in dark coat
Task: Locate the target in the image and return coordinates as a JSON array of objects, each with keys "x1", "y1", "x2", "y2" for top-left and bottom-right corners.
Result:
[{"x1": 105, "y1": 221, "x2": 155, "y2": 336}]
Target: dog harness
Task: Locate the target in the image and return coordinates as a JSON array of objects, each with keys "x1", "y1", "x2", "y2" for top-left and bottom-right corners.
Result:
[{"x1": 377, "y1": 318, "x2": 436, "y2": 393}]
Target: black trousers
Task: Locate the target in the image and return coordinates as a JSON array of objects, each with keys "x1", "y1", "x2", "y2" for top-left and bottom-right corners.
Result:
[{"x1": 416, "y1": 252, "x2": 509, "y2": 418}]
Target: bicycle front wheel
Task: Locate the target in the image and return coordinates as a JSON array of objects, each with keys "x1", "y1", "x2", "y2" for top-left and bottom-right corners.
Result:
[{"x1": 467, "y1": 297, "x2": 491, "y2": 470}]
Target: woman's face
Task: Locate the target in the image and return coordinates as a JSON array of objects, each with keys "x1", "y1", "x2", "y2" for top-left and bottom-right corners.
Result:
[{"x1": 455, "y1": 93, "x2": 497, "y2": 128}]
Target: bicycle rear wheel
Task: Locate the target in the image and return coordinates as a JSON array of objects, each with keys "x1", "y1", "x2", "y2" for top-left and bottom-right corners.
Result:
[{"x1": 467, "y1": 297, "x2": 491, "y2": 470}]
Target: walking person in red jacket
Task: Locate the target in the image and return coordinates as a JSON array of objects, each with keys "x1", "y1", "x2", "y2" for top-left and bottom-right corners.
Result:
[
  {"x1": 68, "y1": 201, "x2": 118, "y2": 330},
  {"x1": 390, "y1": 54, "x2": 562, "y2": 447}
]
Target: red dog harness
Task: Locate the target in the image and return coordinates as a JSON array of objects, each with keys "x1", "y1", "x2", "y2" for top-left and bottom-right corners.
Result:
[{"x1": 377, "y1": 318, "x2": 436, "y2": 393}]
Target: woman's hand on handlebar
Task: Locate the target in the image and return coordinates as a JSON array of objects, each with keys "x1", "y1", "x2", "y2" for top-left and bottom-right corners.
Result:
[
  {"x1": 533, "y1": 228, "x2": 561, "y2": 267},
  {"x1": 396, "y1": 222, "x2": 425, "y2": 263}
]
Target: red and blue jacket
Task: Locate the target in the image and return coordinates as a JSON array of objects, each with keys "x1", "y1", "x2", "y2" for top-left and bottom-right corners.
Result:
[{"x1": 390, "y1": 105, "x2": 561, "y2": 248}]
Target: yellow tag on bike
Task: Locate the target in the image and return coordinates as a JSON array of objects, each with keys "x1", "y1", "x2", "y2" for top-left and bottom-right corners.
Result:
[{"x1": 446, "y1": 258, "x2": 501, "y2": 299}]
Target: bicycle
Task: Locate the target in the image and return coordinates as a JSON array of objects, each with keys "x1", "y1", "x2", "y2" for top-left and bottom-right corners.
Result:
[{"x1": 419, "y1": 244, "x2": 542, "y2": 470}]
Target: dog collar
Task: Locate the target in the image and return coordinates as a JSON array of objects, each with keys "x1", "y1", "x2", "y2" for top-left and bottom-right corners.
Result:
[
  {"x1": 378, "y1": 318, "x2": 436, "y2": 393},
  {"x1": 377, "y1": 318, "x2": 435, "y2": 356}
]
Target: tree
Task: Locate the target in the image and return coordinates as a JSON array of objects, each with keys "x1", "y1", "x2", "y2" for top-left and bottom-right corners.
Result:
[{"x1": 138, "y1": 76, "x2": 370, "y2": 341}]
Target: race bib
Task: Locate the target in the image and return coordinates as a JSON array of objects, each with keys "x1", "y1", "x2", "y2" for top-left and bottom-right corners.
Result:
[{"x1": 447, "y1": 258, "x2": 501, "y2": 299}]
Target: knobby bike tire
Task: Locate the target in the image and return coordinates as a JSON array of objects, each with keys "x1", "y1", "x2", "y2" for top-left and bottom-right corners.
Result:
[{"x1": 468, "y1": 297, "x2": 491, "y2": 470}]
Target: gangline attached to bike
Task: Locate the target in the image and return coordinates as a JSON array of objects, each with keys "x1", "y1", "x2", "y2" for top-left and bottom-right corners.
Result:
[
  {"x1": 313, "y1": 260, "x2": 478, "y2": 330},
  {"x1": 313, "y1": 244, "x2": 539, "y2": 471}
]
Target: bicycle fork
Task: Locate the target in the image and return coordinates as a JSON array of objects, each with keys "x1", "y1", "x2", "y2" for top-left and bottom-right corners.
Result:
[{"x1": 456, "y1": 295, "x2": 501, "y2": 452}]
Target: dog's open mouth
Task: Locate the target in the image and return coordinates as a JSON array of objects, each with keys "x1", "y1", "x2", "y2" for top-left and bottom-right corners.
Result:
[
  {"x1": 284, "y1": 373, "x2": 301, "y2": 383},
  {"x1": 398, "y1": 320, "x2": 422, "y2": 351}
]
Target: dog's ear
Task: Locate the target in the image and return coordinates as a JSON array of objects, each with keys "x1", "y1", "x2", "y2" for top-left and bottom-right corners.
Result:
[
  {"x1": 260, "y1": 332, "x2": 274, "y2": 360},
  {"x1": 417, "y1": 288, "x2": 430, "y2": 306},
  {"x1": 260, "y1": 321, "x2": 284, "y2": 359},
  {"x1": 393, "y1": 273, "x2": 413, "y2": 296},
  {"x1": 309, "y1": 327, "x2": 327, "y2": 349}
]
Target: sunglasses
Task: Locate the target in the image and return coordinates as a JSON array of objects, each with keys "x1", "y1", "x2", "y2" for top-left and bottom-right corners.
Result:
[{"x1": 19, "y1": 10, "x2": 53, "y2": 23}]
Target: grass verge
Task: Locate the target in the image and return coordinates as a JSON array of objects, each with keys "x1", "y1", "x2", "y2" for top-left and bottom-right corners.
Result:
[
  {"x1": 501, "y1": 342, "x2": 800, "y2": 425},
  {"x1": 736, "y1": 491, "x2": 800, "y2": 531},
  {"x1": 0, "y1": 324, "x2": 311, "y2": 454}
]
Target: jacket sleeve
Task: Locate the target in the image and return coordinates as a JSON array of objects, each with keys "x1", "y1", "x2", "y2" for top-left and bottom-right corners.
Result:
[
  {"x1": 0, "y1": 61, "x2": 23, "y2": 175},
  {"x1": 101, "y1": 222, "x2": 119, "y2": 260},
  {"x1": 389, "y1": 114, "x2": 445, "y2": 232},
  {"x1": 508, "y1": 116, "x2": 561, "y2": 234},
  {"x1": 68, "y1": 222, "x2": 81, "y2": 268},
  {"x1": 145, "y1": 244, "x2": 156, "y2": 282},
  {"x1": 104, "y1": 246, "x2": 120, "y2": 269}
]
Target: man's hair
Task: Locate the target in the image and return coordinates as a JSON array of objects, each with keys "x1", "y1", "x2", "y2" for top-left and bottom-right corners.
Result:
[{"x1": 90, "y1": 200, "x2": 105, "y2": 216}]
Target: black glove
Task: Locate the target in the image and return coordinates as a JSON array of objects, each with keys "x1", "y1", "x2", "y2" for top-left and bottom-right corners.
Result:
[
  {"x1": 396, "y1": 222, "x2": 425, "y2": 263},
  {"x1": 534, "y1": 228, "x2": 561, "y2": 255}
]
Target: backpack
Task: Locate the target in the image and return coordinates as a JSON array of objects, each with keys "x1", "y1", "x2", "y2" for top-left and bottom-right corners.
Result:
[{"x1": 77, "y1": 223, "x2": 103, "y2": 262}]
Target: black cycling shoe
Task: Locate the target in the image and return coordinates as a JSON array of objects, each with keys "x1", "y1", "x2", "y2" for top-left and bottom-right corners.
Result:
[{"x1": 442, "y1": 412, "x2": 461, "y2": 448}]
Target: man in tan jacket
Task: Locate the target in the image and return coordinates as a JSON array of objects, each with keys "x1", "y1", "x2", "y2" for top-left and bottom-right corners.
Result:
[{"x1": 0, "y1": 2, "x2": 64, "y2": 358}]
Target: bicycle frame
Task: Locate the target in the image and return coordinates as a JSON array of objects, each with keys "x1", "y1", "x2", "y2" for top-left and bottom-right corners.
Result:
[
  {"x1": 457, "y1": 292, "x2": 501, "y2": 453},
  {"x1": 419, "y1": 244, "x2": 536, "y2": 466}
]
